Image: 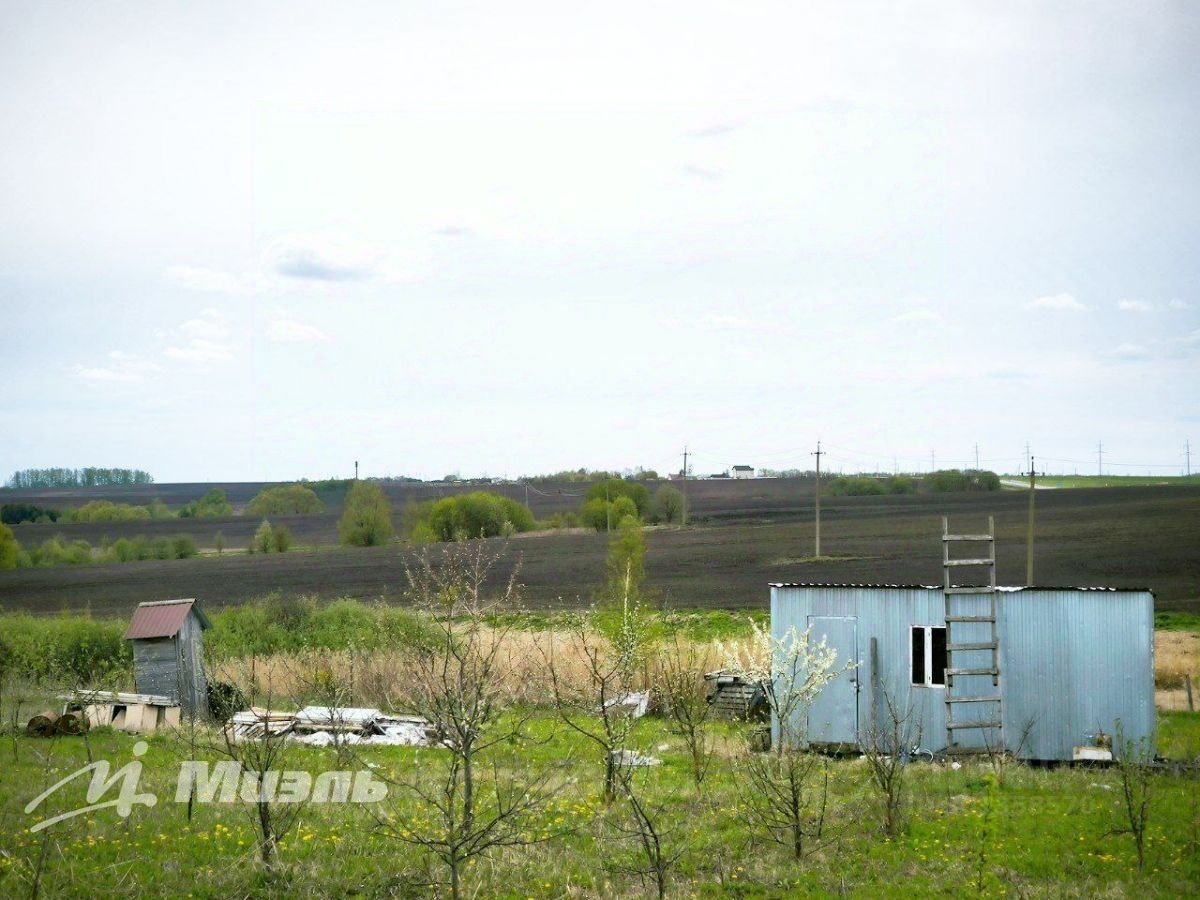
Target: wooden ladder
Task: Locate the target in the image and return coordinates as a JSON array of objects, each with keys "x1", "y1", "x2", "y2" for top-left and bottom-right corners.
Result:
[{"x1": 942, "y1": 515, "x2": 1003, "y2": 754}]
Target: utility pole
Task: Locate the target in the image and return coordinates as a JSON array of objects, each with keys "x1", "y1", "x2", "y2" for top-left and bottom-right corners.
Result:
[
  {"x1": 930, "y1": 449, "x2": 935, "y2": 472},
  {"x1": 354, "y1": 460, "x2": 358, "y2": 481},
  {"x1": 1024, "y1": 442, "x2": 1030, "y2": 473},
  {"x1": 681, "y1": 445, "x2": 689, "y2": 527},
  {"x1": 1186, "y1": 439, "x2": 1192, "y2": 477},
  {"x1": 1097, "y1": 441, "x2": 1104, "y2": 476},
  {"x1": 1024, "y1": 455, "x2": 1045, "y2": 586},
  {"x1": 812, "y1": 441, "x2": 824, "y2": 558},
  {"x1": 974, "y1": 443, "x2": 980, "y2": 470}
]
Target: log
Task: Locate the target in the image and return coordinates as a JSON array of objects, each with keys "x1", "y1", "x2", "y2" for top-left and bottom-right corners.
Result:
[{"x1": 26, "y1": 710, "x2": 61, "y2": 737}]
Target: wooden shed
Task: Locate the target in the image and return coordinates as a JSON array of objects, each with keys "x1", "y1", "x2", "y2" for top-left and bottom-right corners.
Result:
[{"x1": 124, "y1": 598, "x2": 211, "y2": 718}]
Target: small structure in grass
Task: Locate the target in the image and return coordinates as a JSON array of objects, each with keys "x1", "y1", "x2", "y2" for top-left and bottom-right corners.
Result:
[{"x1": 124, "y1": 598, "x2": 211, "y2": 718}]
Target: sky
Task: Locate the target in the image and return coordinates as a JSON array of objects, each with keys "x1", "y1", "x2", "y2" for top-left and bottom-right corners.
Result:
[{"x1": 1, "y1": 1, "x2": 1198, "y2": 482}]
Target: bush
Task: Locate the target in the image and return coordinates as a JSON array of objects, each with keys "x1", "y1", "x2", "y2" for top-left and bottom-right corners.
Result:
[
  {"x1": 651, "y1": 484, "x2": 685, "y2": 524},
  {"x1": 0, "y1": 522, "x2": 19, "y2": 568},
  {"x1": 581, "y1": 495, "x2": 639, "y2": 531},
  {"x1": 0, "y1": 613, "x2": 132, "y2": 684},
  {"x1": 178, "y1": 488, "x2": 233, "y2": 518},
  {"x1": 172, "y1": 535, "x2": 198, "y2": 559},
  {"x1": 65, "y1": 500, "x2": 152, "y2": 522},
  {"x1": 251, "y1": 519, "x2": 275, "y2": 554},
  {"x1": 273, "y1": 524, "x2": 293, "y2": 553},
  {"x1": 423, "y1": 492, "x2": 536, "y2": 542},
  {"x1": 338, "y1": 481, "x2": 394, "y2": 546},
  {"x1": 827, "y1": 476, "x2": 887, "y2": 496},
  {"x1": 885, "y1": 476, "x2": 916, "y2": 494},
  {"x1": 1, "y1": 503, "x2": 61, "y2": 525},
  {"x1": 245, "y1": 484, "x2": 325, "y2": 517},
  {"x1": 585, "y1": 478, "x2": 650, "y2": 516}
]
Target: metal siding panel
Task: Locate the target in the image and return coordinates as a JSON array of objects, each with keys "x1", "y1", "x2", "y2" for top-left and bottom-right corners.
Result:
[{"x1": 772, "y1": 585, "x2": 1155, "y2": 761}]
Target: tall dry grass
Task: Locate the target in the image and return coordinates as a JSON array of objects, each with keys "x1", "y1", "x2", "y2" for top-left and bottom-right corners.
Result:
[{"x1": 207, "y1": 626, "x2": 726, "y2": 712}]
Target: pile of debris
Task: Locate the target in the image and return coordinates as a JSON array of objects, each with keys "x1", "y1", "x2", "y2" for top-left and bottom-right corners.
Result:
[
  {"x1": 704, "y1": 670, "x2": 769, "y2": 721},
  {"x1": 58, "y1": 690, "x2": 181, "y2": 733},
  {"x1": 224, "y1": 706, "x2": 441, "y2": 748}
]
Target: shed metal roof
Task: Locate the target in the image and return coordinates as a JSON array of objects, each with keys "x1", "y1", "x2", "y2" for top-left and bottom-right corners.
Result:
[
  {"x1": 124, "y1": 598, "x2": 211, "y2": 640},
  {"x1": 768, "y1": 582, "x2": 1150, "y2": 593}
]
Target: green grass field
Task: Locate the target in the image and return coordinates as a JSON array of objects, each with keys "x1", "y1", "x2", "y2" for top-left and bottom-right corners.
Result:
[
  {"x1": 1006, "y1": 474, "x2": 1200, "y2": 489},
  {"x1": 1, "y1": 713, "x2": 1199, "y2": 898}
]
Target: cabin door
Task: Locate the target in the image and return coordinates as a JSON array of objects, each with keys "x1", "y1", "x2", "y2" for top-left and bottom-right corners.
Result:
[{"x1": 805, "y1": 616, "x2": 859, "y2": 744}]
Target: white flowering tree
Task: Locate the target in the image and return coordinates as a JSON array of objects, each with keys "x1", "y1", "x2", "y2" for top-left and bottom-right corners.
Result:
[
  {"x1": 719, "y1": 621, "x2": 852, "y2": 751},
  {"x1": 720, "y1": 621, "x2": 856, "y2": 859}
]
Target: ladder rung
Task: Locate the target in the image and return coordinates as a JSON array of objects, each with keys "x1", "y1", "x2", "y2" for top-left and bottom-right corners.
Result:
[
  {"x1": 947, "y1": 667, "x2": 998, "y2": 677},
  {"x1": 948, "y1": 642, "x2": 997, "y2": 651},
  {"x1": 943, "y1": 534, "x2": 993, "y2": 542},
  {"x1": 945, "y1": 615, "x2": 995, "y2": 623},
  {"x1": 944, "y1": 558, "x2": 994, "y2": 567},
  {"x1": 944, "y1": 745, "x2": 1001, "y2": 755},
  {"x1": 945, "y1": 695, "x2": 1001, "y2": 704},
  {"x1": 944, "y1": 586, "x2": 996, "y2": 595},
  {"x1": 947, "y1": 720, "x2": 1002, "y2": 730}
]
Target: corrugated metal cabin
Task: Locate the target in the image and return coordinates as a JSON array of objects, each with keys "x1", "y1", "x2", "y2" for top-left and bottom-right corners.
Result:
[
  {"x1": 124, "y1": 598, "x2": 211, "y2": 718},
  {"x1": 770, "y1": 583, "x2": 1155, "y2": 762}
]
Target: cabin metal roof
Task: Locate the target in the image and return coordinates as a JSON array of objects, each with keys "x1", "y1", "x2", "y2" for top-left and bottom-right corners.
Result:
[
  {"x1": 124, "y1": 598, "x2": 211, "y2": 640},
  {"x1": 768, "y1": 582, "x2": 1150, "y2": 593}
]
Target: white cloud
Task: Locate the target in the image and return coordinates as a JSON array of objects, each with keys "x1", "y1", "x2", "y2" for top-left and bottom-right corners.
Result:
[
  {"x1": 71, "y1": 351, "x2": 162, "y2": 383},
  {"x1": 1117, "y1": 299, "x2": 1154, "y2": 312},
  {"x1": 163, "y1": 265, "x2": 259, "y2": 296},
  {"x1": 1111, "y1": 342, "x2": 1149, "y2": 359},
  {"x1": 180, "y1": 308, "x2": 229, "y2": 339},
  {"x1": 163, "y1": 338, "x2": 234, "y2": 363},
  {"x1": 1024, "y1": 293, "x2": 1088, "y2": 311},
  {"x1": 1168, "y1": 299, "x2": 1193, "y2": 310},
  {"x1": 267, "y1": 318, "x2": 329, "y2": 343},
  {"x1": 891, "y1": 308, "x2": 942, "y2": 323}
]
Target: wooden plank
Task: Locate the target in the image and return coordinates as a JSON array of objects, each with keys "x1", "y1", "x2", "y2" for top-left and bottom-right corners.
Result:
[
  {"x1": 947, "y1": 667, "x2": 998, "y2": 677},
  {"x1": 947, "y1": 642, "x2": 997, "y2": 651}
]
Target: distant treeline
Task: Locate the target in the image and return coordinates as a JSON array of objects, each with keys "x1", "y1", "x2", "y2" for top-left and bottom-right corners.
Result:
[
  {"x1": 828, "y1": 469, "x2": 1001, "y2": 496},
  {"x1": 5, "y1": 467, "x2": 154, "y2": 489},
  {"x1": 519, "y1": 467, "x2": 660, "y2": 484}
]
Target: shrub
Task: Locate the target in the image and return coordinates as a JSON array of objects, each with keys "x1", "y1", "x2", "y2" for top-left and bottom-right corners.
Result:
[
  {"x1": 0, "y1": 613, "x2": 132, "y2": 684},
  {"x1": 251, "y1": 519, "x2": 275, "y2": 554},
  {"x1": 422, "y1": 492, "x2": 536, "y2": 542},
  {"x1": 338, "y1": 481, "x2": 395, "y2": 546},
  {"x1": 65, "y1": 500, "x2": 151, "y2": 522},
  {"x1": 651, "y1": 484, "x2": 685, "y2": 524},
  {"x1": 272, "y1": 524, "x2": 293, "y2": 553},
  {"x1": 585, "y1": 478, "x2": 650, "y2": 516},
  {"x1": 581, "y1": 495, "x2": 640, "y2": 531},
  {"x1": 886, "y1": 476, "x2": 917, "y2": 494},
  {"x1": 0, "y1": 522, "x2": 19, "y2": 568},
  {"x1": 827, "y1": 476, "x2": 887, "y2": 496},
  {"x1": 172, "y1": 535, "x2": 198, "y2": 559},
  {"x1": 1, "y1": 503, "x2": 61, "y2": 525},
  {"x1": 245, "y1": 484, "x2": 325, "y2": 517},
  {"x1": 147, "y1": 498, "x2": 174, "y2": 519},
  {"x1": 178, "y1": 488, "x2": 233, "y2": 518}
]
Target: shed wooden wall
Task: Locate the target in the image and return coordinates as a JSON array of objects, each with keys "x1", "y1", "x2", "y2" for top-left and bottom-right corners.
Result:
[{"x1": 130, "y1": 609, "x2": 209, "y2": 718}]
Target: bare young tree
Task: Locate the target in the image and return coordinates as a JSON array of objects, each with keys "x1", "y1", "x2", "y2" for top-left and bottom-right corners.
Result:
[
  {"x1": 546, "y1": 565, "x2": 648, "y2": 804},
  {"x1": 720, "y1": 621, "x2": 851, "y2": 859},
  {"x1": 373, "y1": 542, "x2": 562, "y2": 900},
  {"x1": 609, "y1": 767, "x2": 684, "y2": 900},
  {"x1": 1108, "y1": 723, "x2": 1156, "y2": 872},
  {"x1": 658, "y1": 634, "x2": 716, "y2": 789},
  {"x1": 859, "y1": 686, "x2": 918, "y2": 838}
]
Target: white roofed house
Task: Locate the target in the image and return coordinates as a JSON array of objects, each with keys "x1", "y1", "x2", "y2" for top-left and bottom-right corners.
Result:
[{"x1": 731, "y1": 465, "x2": 755, "y2": 479}]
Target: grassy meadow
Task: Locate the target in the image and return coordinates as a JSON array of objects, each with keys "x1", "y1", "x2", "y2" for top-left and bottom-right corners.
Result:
[{"x1": 0, "y1": 600, "x2": 1198, "y2": 898}]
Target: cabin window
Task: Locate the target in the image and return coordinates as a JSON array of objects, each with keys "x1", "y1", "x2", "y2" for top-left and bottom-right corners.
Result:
[{"x1": 911, "y1": 626, "x2": 947, "y2": 687}]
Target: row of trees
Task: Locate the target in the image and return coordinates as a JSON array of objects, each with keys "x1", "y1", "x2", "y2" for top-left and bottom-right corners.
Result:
[
  {"x1": 4, "y1": 467, "x2": 153, "y2": 488},
  {"x1": 0, "y1": 523, "x2": 200, "y2": 568}
]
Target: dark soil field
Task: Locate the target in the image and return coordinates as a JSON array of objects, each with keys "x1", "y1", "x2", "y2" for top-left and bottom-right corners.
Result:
[{"x1": 2, "y1": 482, "x2": 1197, "y2": 616}]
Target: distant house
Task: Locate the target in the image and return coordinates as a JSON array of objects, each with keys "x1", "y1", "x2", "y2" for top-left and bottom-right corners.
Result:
[{"x1": 731, "y1": 465, "x2": 755, "y2": 479}]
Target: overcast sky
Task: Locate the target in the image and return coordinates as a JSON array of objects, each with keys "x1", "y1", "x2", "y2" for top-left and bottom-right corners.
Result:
[{"x1": 1, "y1": 1, "x2": 1197, "y2": 482}]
